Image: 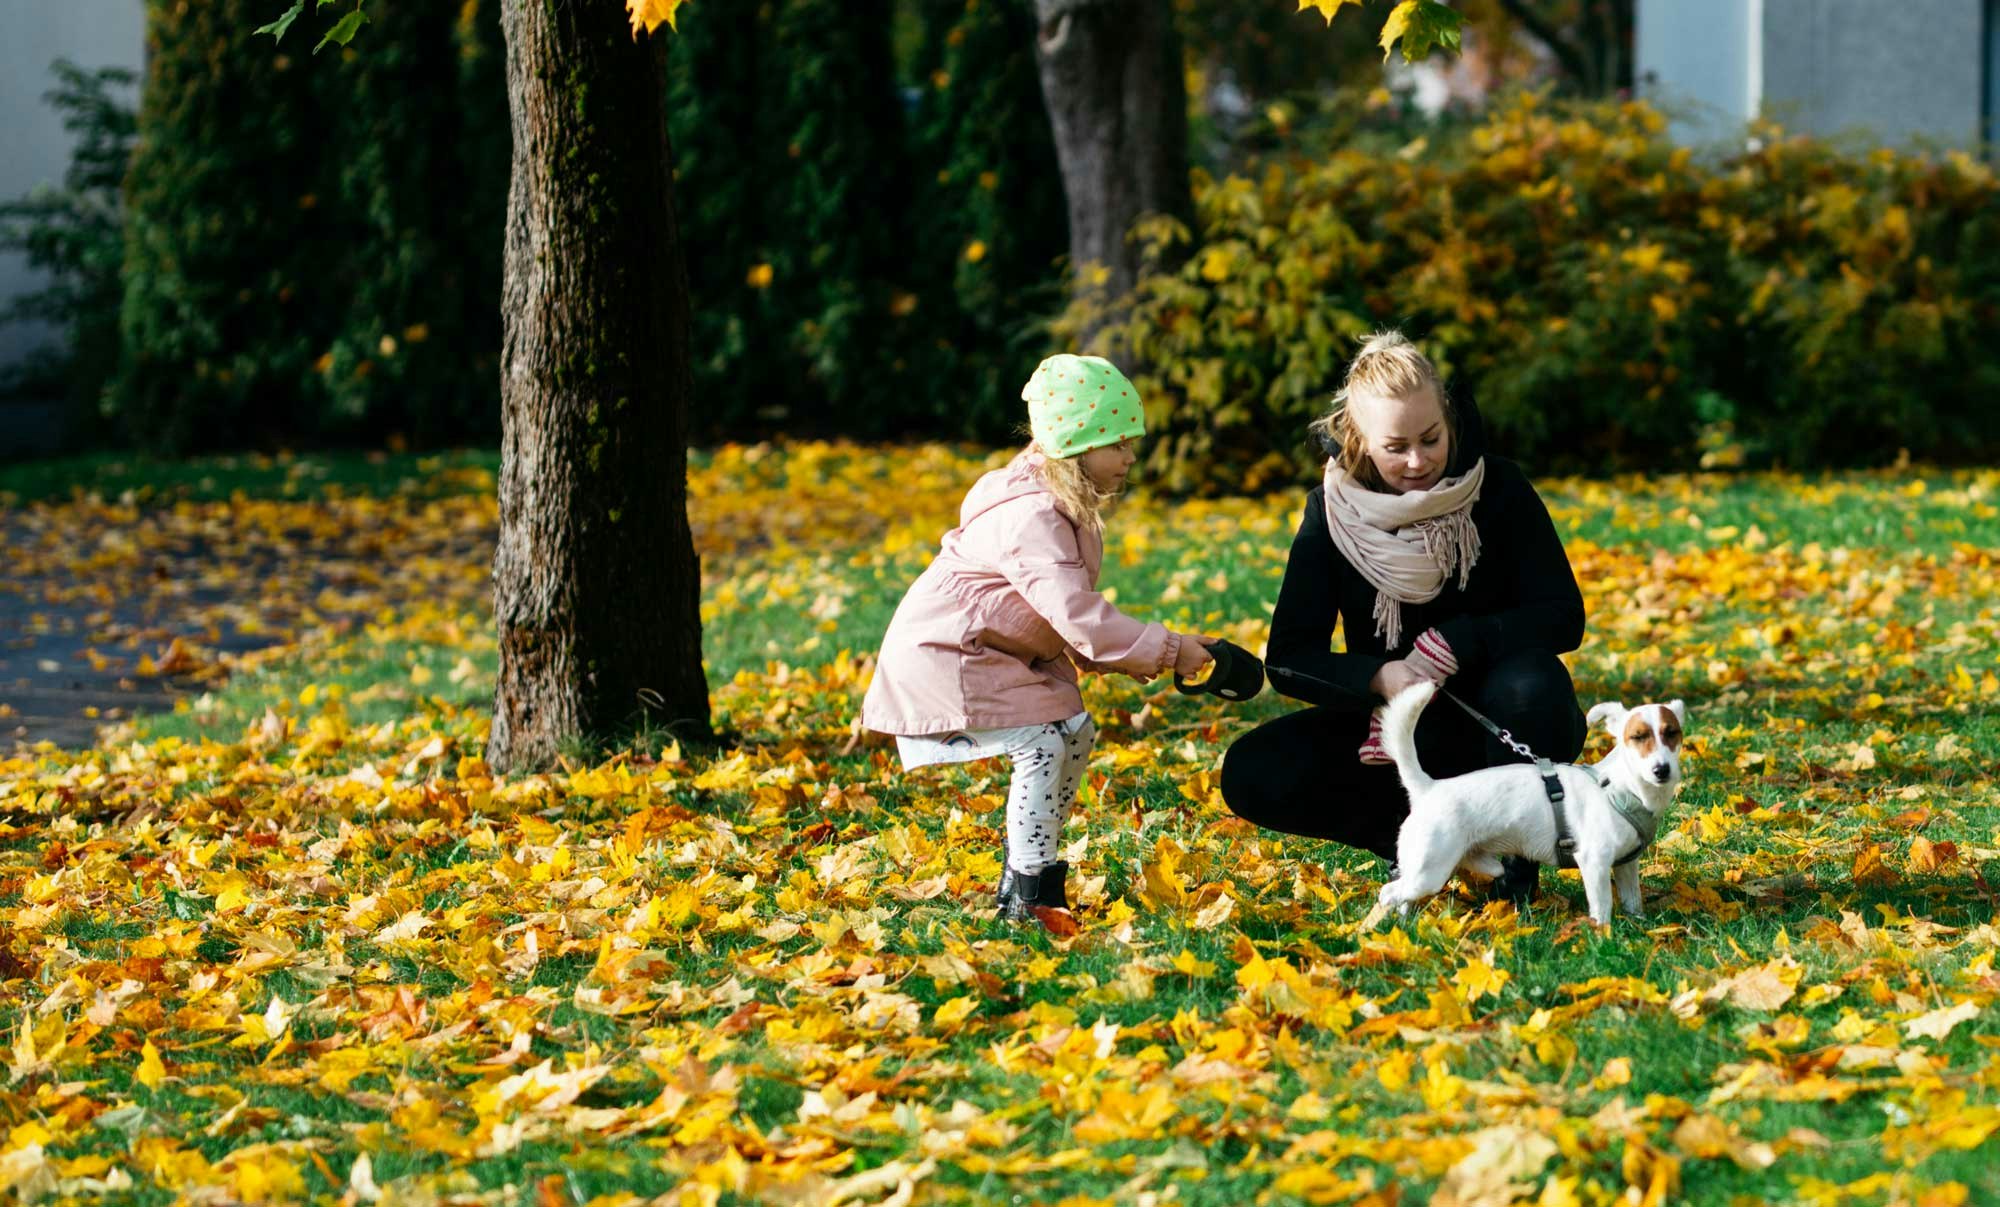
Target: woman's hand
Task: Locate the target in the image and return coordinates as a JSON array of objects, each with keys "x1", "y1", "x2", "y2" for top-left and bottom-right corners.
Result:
[
  {"x1": 1174, "y1": 633, "x2": 1218, "y2": 680},
  {"x1": 1370, "y1": 659, "x2": 1435, "y2": 700}
]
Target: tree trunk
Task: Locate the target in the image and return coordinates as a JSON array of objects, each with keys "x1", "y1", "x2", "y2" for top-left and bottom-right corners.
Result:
[
  {"x1": 488, "y1": 0, "x2": 710, "y2": 772},
  {"x1": 1030, "y1": 0, "x2": 1193, "y2": 312}
]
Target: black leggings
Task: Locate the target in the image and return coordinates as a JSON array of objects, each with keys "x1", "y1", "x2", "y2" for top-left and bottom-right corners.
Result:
[{"x1": 1220, "y1": 651, "x2": 1587, "y2": 862}]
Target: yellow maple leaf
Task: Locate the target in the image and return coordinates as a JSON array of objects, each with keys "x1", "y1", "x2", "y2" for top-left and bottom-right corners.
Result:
[
  {"x1": 137, "y1": 1039, "x2": 166, "y2": 1090},
  {"x1": 1904, "y1": 999, "x2": 1981, "y2": 1042},
  {"x1": 626, "y1": 0, "x2": 686, "y2": 36},
  {"x1": 1199, "y1": 246, "x2": 1233, "y2": 282},
  {"x1": 1139, "y1": 836, "x2": 1189, "y2": 910},
  {"x1": 1296, "y1": 0, "x2": 1365, "y2": 26},
  {"x1": 1172, "y1": 948, "x2": 1217, "y2": 978},
  {"x1": 1724, "y1": 960, "x2": 1799, "y2": 1011},
  {"x1": 932, "y1": 996, "x2": 978, "y2": 1029},
  {"x1": 1072, "y1": 1084, "x2": 1178, "y2": 1143},
  {"x1": 1376, "y1": 1048, "x2": 1415, "y2": 1091},
  {"x1": 1453, "y1": 953, "x2": 1511, "y2": 1004}
]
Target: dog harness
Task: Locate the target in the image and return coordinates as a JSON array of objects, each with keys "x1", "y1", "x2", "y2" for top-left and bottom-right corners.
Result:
[
  {"x1": 1447, "y1": 691, "x2": 1658, "y2": 869},
  {"x1": 1537, "y1": 757, "x2": 1656, "y2": 869}
]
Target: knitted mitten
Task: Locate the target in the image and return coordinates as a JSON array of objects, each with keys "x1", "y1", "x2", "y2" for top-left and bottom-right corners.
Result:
[
  {"x1": 1405, "y1": 628, "x2": 1459, "y2": 683},
  {"x1": 1359, "y1": 708, "x2": 1392, "y2": 765},
  {"x1": 1360, "y1": 630, "x2": 1458, "y2": 764}
]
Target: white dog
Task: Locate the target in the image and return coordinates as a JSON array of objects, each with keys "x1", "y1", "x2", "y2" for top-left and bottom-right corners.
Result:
[{"x1": 1370, "y1": 681, "x2": 1687, "y2": 926}]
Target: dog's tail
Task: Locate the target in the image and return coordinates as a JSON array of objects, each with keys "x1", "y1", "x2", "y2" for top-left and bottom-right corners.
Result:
[{"x1": 1379, "y1": 680, "x2": 1437, "y2": 797}]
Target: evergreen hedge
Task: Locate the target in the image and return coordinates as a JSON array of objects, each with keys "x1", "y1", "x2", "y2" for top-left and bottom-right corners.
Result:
[
  {"x1": 119, "y1": 0, "x2": 332, "y2": 451},
  {"x1": 115, "y1": 0, "x2": 507, "y2": 451},
  {"x1": 905, "y1": 0, "x2": 1069, "y2": 438},
  {"x1": 668, "y1": 0, "x2": 1070, "y2": 442}
]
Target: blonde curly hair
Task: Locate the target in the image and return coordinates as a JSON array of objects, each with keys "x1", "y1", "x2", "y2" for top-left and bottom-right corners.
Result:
[{"x1": 1309, "y1": 330, "x2": 1457, "y2": 493}]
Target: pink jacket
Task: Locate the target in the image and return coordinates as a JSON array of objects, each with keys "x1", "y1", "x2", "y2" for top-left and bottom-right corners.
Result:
[{"x1": 860, "y1": 452, "x2": 1181, "y2": 736}]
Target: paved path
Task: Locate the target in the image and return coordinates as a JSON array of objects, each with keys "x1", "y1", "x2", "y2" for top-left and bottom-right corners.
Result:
[{"x1": 0, "y1": 526, "x2": 278, "y2": 748}]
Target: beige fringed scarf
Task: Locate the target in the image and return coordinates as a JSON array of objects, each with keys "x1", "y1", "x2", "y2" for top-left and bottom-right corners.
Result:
[{"x1": 1321, "y1": 457, "x2": 1486, "y2": 649}]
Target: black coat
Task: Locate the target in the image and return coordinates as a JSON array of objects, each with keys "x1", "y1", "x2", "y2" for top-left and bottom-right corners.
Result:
[{"x1": 1264, "y1": 391, "x2": 1584, "y2": 711}]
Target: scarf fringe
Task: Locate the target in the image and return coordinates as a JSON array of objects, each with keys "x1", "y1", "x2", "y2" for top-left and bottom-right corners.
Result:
[{"x1": 1373, "y1": 591, "x2": 1405, "y2": 650}]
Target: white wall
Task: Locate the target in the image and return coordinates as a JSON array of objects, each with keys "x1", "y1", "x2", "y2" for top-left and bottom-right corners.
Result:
[
  {"x1": 1761, "y1": 0, "x2": 1984, "y2": 147},
  {"x1": 1635, "y1": 0, "x2": 1761, "y2": 146},
  {"x1": 0, "y1": 0, "x2": 147, "y2": 375},
  {"x1": 1639, "y1": 0, "x2": 1988, "y2": 149}
]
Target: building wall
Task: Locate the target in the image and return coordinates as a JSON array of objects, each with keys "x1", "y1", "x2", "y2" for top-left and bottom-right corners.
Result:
[
  {"x1": 1763, "y1": 0, "x2": 1984, "y2": 146},
  {"x1": 0, "y1": 0, "x2": 147, "y2": 376},
  {"x1": 1986, "y1": 0, "x2": 1998, "y2": 146},
  {"x1": 1635, "y1": 0, "x2": 1762, "y2": 145}
]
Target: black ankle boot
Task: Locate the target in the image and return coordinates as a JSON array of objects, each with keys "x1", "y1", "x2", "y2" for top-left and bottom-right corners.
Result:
[
  {"x1": 1488, "y1": 856, "x2": 1540, "y2": 906},
  {"x1": 996, "y1": 860, "x2": 1069, "y2": 921}
]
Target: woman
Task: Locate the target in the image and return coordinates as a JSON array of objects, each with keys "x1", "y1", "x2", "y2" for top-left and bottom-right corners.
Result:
[{"x1": 1220, "y1": 331, "x2": 1587, "y2": 902}]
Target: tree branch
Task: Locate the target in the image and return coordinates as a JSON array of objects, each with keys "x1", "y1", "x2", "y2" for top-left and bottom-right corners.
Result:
[{"x1": 1494, "y1": 0, "x2": 1595, "y2": 93}]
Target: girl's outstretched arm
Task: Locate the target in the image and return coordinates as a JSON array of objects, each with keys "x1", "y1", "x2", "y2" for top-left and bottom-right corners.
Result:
[{"x1": 997, "y1": 501, "x2": 1182, "y2": 679}]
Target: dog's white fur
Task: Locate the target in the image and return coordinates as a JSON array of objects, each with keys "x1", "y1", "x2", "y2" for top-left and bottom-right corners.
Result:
[{"x1": 1370, "y1": 681, "x2": 1687, "y2": 926}]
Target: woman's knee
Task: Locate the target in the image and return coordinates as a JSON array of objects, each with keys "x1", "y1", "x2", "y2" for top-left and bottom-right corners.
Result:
[
  {"x1": 1220, "y1": 712, "x2": 1349, "y2": 823},
  {"x1": 1220, "y1": 725, "x2": 1287, "y2": 822}
]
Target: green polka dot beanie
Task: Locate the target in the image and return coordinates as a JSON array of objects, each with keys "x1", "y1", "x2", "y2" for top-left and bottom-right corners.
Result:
[{"x1": 1023, "y1": 354, "x2": 1145, "y2": 460}]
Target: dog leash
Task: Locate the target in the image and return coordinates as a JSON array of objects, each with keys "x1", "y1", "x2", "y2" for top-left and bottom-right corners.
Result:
[
  {"x1": 1438, "y1": 689, "x2": 1591, "y2": 864},
  {"x1": 1444, "y1": 689, "x2": 1656, "y2": 867},
  {"x1": 1262, "y1": 664, "x2": 1654, "y2": 866}
]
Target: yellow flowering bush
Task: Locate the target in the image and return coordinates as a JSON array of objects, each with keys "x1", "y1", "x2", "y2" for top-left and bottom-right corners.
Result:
[{"x1": 1063, "y1": 93, "x2": 2000, "y2": 491}]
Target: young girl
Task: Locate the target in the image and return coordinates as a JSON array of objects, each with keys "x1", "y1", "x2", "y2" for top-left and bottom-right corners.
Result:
[
  {"x1": 861, "y1": 354, "x2": 1215, "y2": 921},
  {"x1": 1220, "y1": 331, "x2": 1588, "y2": 904}
]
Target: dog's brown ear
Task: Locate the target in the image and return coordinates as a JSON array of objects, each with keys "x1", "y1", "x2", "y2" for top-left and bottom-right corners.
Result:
[
  {"x1": 1586, "y1": 702, "x2": 1626, "y2": 733},
  {"x1": 1667, "y1": 699, "x2": 1686, "y2": 726}
]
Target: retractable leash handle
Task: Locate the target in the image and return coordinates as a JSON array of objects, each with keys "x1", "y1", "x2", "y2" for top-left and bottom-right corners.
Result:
[{"x1": 1174, "y1": 638, "x2": 1266, "y2": 701}]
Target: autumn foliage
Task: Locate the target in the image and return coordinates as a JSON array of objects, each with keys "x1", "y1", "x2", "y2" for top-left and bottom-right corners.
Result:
[
  {"x1": 3, "y1": 444, "x2": 1999, "y2": 1202},
  {"x1": 1067, "y1": 94, "x2": 2000, "y2": 493}
]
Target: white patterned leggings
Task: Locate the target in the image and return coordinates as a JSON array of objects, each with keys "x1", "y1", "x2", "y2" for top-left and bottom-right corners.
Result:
[{"x1": 897, "y1": 712, "x2": 1098, "y2": 876}]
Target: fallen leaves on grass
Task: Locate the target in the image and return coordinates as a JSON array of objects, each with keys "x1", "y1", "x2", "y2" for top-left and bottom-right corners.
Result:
[{"x1": 0, "y1": 447, "x2": 1997, "y2": 1203}]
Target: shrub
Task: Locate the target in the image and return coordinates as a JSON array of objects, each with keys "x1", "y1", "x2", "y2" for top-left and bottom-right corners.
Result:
[
  {"x1": 1720, "y1": 135, "x2": 2000, "y2": 465},
  {"x1": 115, "y1": 0, "x2": 508, "y2": 453},
  {"x1": 669, "y1": 0, "x2": 1070, "y2": 442},
  {"x1": 666, "y1": 0, "x2": 792, "y2": 437},
  {"x1": 762, "y1": 0, "x2": 921, "y2": 435},
  {"x1": 1061, "y1": 92, "x2": 2000, "y2": 491}
]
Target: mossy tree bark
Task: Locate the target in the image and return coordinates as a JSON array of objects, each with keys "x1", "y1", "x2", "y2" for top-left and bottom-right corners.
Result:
[{"x1": 488, "y1": 0, "x2": 710, "y2": 772}]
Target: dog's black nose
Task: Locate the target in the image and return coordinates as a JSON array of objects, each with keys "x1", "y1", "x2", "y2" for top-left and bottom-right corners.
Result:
[{"x1": 1652, "y1": 766, "x2": 1673, "y2": 783}]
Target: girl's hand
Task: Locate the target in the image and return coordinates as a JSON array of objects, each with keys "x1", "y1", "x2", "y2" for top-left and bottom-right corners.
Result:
[
  {"x1": 1174, "y1": 633, "x2": 1218, "y2": 680},
  {"x1": 1370, "y1": 659, "x2": 1431, "y2": 700}
]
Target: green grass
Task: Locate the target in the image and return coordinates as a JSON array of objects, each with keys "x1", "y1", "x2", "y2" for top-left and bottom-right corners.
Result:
[
  {"x1": 5, "y1": 448, "x2": 1999, "y2": 1204},
  {"x1": 0, "y1": 447, "x2": 500, "y2": 504}
]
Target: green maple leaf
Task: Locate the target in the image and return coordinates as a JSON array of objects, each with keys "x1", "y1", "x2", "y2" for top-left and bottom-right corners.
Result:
[
  {"x1": 1379, "y1": 0, "x2": 1464, "y2": 63},
  {"x1": 253, "y1": 1, "x2": 306, "y2": 42},
  {"x1": 314, "y1": 7, "x2": 369, "y2": 54}
]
